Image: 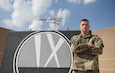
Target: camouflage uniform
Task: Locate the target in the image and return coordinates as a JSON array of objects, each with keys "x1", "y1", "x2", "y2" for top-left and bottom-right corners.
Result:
[{"x1": 70, "y1": 34, "x2": 104, "y2": 73}]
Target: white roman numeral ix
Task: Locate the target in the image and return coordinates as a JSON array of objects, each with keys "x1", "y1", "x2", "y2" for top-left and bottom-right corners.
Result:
[
  {"x1": 34, "y1": 33, "x2": 64, "y2": 67},
  {"x1": 34, "y1": 35, "x2": 41, "y2": 67}
]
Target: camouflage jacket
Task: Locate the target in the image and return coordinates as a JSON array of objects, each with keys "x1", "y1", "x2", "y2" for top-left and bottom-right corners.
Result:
[{"x1": 70, "y1": 34, "x2": 104, "y2": 71}]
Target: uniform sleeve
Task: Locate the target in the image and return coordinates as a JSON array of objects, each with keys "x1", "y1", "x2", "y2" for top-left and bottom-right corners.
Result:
[
  {"x1": 91, "y1": 35, "x2": 104, "y2": 55},
  {"x1": 70, "y1": 36, "x2": 79, "y2": 53},
  {"x1": 70, "y1": 36, "x2": 89, "y2": 53}
]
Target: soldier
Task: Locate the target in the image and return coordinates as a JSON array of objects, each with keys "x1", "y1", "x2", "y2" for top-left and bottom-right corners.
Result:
[{"x1": 70, "y1": 19, "x2": 104, "y2": 73}]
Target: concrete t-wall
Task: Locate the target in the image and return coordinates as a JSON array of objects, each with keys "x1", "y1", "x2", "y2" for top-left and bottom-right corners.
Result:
[
  {"x1": 0, "y1": 27, "x2": 12, "y2": 67},
  {"x1": 0, "y1": 26, "x2": 115, "y2": 73},
  {"x1": 93, "y1": 26, "x2": 115, "y2": 73}
]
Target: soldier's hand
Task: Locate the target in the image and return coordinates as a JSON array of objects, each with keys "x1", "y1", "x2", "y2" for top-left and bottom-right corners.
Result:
[
  {"x1": 78, "y1": 44, "x2": 84, "y2": 48},
  {"x1": 87, "y1": 44, "x2": 95, "y2": 50}
]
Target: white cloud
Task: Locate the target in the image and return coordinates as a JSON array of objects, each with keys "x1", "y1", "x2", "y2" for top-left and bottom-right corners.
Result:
[
  {"x1": 57, "y1": 9, "x2": 71, "y2": 26},
  {"x1": 49, "y1": 23, "x2": 56, "y2": 30},
  {"x1": 3, "y1": 0, "x2": 52, "y2": 29},
  {"x1": 31, "y1": 0, "x2": 52, "y2": 16},
  {"x1": 48, "y1": 9, "x2": 71, "y2": 30},
  {"x1": 29, "y1": 20, "x2": 43, "y2": 30},
  {"x1": 83, "y1": 0, "x2": 96, "y2": 4},
  {"x1": 4, "y1": 0, "x2": 33, "y2": 27},
  {"x1": 2, "y1": 0, "x2": 70, "y2": 30},
  {"x1": 68, "y1": 0, "x2": 81, "y2": 4},
  {"x1": 0, "y1": 0, "x2": 12, "y2": 11},
  {"x1": 49, "y1": 10, "x2": 55, "y2": 17},
  {"x1": 68, "y1": 0, "x2": 97, "y2": 4}
]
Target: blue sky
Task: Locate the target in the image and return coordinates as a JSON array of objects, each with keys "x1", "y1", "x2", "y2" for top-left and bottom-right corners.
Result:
[{"x1": 0, "y1": 0, "x2": 115, "y2": 31}]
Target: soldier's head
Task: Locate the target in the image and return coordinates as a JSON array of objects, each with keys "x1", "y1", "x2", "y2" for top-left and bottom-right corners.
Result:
[{"x1": 80, "y1": 19, "x2": 90, "y2": 35}]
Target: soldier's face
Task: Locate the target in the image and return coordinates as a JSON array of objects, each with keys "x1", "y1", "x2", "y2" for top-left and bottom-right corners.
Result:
[{"x1": 80, "y1": 21, "x2": 90, "y2": 32}]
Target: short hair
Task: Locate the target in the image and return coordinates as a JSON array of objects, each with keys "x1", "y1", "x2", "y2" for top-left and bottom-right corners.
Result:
[{"x1": 80, "y1": 19, "x2": 89, "y2": 23}]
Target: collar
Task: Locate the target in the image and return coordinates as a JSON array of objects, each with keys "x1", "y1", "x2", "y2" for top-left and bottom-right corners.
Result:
[{"x1": 79, "y1": 33, "x2": 92, "y2": 38}]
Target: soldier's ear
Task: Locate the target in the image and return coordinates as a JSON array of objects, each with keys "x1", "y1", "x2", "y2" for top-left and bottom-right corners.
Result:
[{"x1": 89, "y1": 24, "x2": 90, "y2": 29}]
